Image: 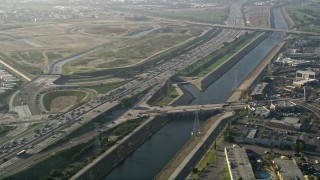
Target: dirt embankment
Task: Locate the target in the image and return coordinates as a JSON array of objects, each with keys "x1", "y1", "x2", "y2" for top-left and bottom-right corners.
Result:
[{"x1": 50, "y1": 96, "x2": 77, "y2": 112}]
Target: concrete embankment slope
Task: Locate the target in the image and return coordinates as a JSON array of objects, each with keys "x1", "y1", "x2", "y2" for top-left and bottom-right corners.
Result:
[
  {"x1": 199, "y1": 33, "x2": 268, "y2": 91},
  {"x1": 227, "y1": 40, "x2": 286, "y2": 102},
  {"x1": 70, "y1": 116, "x2": 168, "y2": 180},
  {"x1": 170, "y1": 84, "x2": 195, "y2": 106},
  {"x1": 0, "y1": 59, "x2": 31, "y2": 81},
  {"x1": 227, "y1": 8, "x2": 291, "y2": 102},
  {"x1": 155, "y1": 111, "x2": 234, "y2": 180}
]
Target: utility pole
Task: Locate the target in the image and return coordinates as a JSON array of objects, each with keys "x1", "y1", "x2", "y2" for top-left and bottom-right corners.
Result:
[
  {"x1": 167, "y1": 79, "x2": 171, "y2": 95},
  {"x1": 233, "y1": 69, "x2": 239, "y2": 91},
  {"x1": 93, "y1": 123, "x2": 101, "y2": 155},
  {"x1": 192, "y1": 111, "x2": 201, "y2": 137}
]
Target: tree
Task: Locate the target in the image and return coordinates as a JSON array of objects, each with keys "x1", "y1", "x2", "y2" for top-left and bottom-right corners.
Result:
[
  {"x1": 146, "y1": 124, "x2": 152, "y2": 133},
  {"x1": 307, "y1": 113, "x2": 314, "y2": 121},
  {"x1": 191, "y1": 167, "x2": 199, "y2": 174},
  {"x1": 293, "y1": 143, "x2": 300, "y2": 152},
  {"x1": 117, "y1": 145, "x2": 126, "y2": 157},
  {"x1": 279, "y1": 140, "x2": 284, "y2": 150},
  {"x1": 128, "y1": 141, "x2": 134, "y2": 150},
  {"x1": 298, "y1": 141, "x2": 305, "y2": 152},
  {"x1": 293, "y1": 140, "x2": 305, "y2": 152},
  {"x1": 262, "y1": 77, "x2": 273, "y2": 84},
  {"x1": 214, "y1": 141, "x2": 217, "y2": 150},
  {"x1": 50, "y1": 170, "x2": 62, "y2": 177},
  {"x1": 269, "y1": 140, "x2": 274, "y2": 148}
]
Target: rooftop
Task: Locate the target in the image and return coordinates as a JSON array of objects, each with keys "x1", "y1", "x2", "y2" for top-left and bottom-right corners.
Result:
[
  {"x1": 225, "y1": 145, "x2": 255, "y2": 180},
  {"x1": 293, "y1": 79, "x2": 317, "y2": 86},
  {"x1": 297, "y1": 69, "x2": 317, "y2": 74},
  {"x1": 244, "y1": 127, "x2": 297, "y2": 144},
  {"x1": 270, "y1": 119, "x2": 302, "y2": 130},
  {"x1": 283, "y1": 117, "x2": 300, "y2": 125},
  {"x1": 276, "y1": 58, "x2": 310, "y2": 65},
  {"x1": 273, "y1": 101, "x2": 296, "y2": 108},
  {"x1": 255, "y1": 106, "x2": 270, "y2": 115},
  {"x1": 251, "y1": 83, "x2": 268, "y2": 96},
  {"x1": 273, "y1": 158, "x2": 305, "y2": 180},
  {"x1": 247, "y1": 129, "x2": 257, "y2": 139}
]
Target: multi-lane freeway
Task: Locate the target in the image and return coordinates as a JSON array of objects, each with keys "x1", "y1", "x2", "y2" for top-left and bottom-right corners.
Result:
[
  {"x1": 181, "y1": 21, "x2": 320, "y2": 36},
  {"x1": 0, "y1": 1, "x2": 247, "y2": 177}
]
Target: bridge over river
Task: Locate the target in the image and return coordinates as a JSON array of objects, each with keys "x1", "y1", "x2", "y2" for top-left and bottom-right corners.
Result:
[
  {"x1": 132, "y1": 102, "x2": 247, "y2": 116},
  {"x1": 182, "y1": 21, "x2": 320, "y2": 36}
]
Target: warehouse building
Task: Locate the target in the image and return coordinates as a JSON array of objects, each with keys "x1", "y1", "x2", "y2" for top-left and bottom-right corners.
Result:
[
  {"x1": 270, "y1": 101, "x2": 296, "y2": 111},
  {"x1": 273, "y1": 157, "x2": 305, "y2": 180},
  {"x1": 249, "y1": 83, "x2": 269, "y2": 100},
  {"x1": 296, "y1": 70, "x2": 320, "y2": 81},
  {"x1": 244, "y1": 129, "x2": 296, "y2": 146},
  {"x1": 225, "y1": 145, "x2": 255, "y2": 180}
]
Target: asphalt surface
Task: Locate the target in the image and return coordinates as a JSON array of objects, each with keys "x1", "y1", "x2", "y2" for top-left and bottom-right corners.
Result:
[
  {"x1": 0, "y1": 0, "x2": 247, "y2": 177},
  {"x1": 11, "y1": 75, "x2": 61, "y2": 116}
]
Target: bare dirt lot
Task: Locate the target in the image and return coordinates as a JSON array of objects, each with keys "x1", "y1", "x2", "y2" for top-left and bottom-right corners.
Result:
[
  {"x1": 50, "y1": 96, "x2": 77, "y2": 112},
  {"x1": 244, "y1": 6, "x2": 270, "y2": 28},
  {"x1": 0, "y1": 15, "x2": 208, "y2": 76},
  {"x1": 63, "y1": 24, "x2": 208, "y2": 74}
]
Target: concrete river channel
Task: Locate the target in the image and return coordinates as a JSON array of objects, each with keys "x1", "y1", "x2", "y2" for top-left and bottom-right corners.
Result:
[{"x1": 104, "y1": 8, "x2": 288, "y2": 179}]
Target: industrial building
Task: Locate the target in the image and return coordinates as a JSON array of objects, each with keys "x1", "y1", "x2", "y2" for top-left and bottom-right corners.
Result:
[
  {"x1": 247, "y1": 105, "x2": 270, "y2": 118},
  {"x1": 0, "y1": 67, "x2": 19, "y2": 94},
  {"x1": 270, "y1": 101, "x2": 296, "y2": 111},
  {"x1": 225, "y1": 145, "x2": 255, "y2": 180},
  {"x1": 252, "y1": 106, "x2": 270, "y2": 118},
  {"x1": 269, "y1": 117, "x2": 302, "y2": 130},
  {"x1": 274, "y1": 57, "x2": 310, "y2": 67},
  {"x1": 249, "y1": 83, "x2": 269, "y2": 100},
  {"x1": 293, "y1": 69, "x2": 319, "y2": 87},
  {"x1": 292, "y1": 79, "x2": 317, "y2": 88},
  {"x1": 272, "y1": 157, "x2": 305, "y2": 180},
  {"x1": 296, "y1": 70, "x2": 320, "y2": 81},
  {"x1": 244, "y1": 129, "x2": 296, "y2": 146}
]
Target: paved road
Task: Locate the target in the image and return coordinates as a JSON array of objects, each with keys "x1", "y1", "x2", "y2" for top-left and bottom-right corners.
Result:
[
  {"x1": 0, "y1": 0, "x2": 248, "y2": 176},
  {"x1": 10, "y1": 75, "x2": 61, "y2": 116},
  {"x1": 193, "y1": 23, "x2": 320, "y2": 36},
  {"x1": 47, "y1": 47, "x2": 103, "y2": 74}
]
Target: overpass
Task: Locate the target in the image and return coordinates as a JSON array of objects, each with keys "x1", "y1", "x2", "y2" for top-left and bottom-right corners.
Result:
[
  {"x1": 210, "y1": 24, "x2": 320, "y2": 36},
  {"x1": 134, "y1": 102, "x2": 247, "y2": 115},
  {"x1": 185, "y1": 21, "x2": 320, "y2": 36}
]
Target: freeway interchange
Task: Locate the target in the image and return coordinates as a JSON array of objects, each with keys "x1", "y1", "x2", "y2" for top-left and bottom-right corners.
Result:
[{"x1": 0, "y1": 1, "x2": 247, "y2": 177}]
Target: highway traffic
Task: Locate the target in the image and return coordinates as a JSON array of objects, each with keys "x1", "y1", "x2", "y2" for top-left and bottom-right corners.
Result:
[{"x1": 0, "y1": 1, "x2": 246, "y2": 177}]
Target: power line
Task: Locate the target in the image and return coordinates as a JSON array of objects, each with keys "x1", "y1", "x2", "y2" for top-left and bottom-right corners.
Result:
[
  {"x1": 192, "y1": 111, "x2": 200, "y2": 137},
  {"x1": 93, "y1": 123, "x2": 101, "y2": 155},
  {"x1": 233, "y1": 69, "x2": 239, "y2": 91}
]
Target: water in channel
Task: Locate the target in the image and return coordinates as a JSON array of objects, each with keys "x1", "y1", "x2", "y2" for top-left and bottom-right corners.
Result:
[
  {"x1": 105, "y1": 118, "x2": 206, "y2": 180},
  {"x1": 104, "y1": 7, "x2": 288, "y2": 179},
  {"x1": 186, "y1": 7, "x2": 288, "y2": 104}
]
